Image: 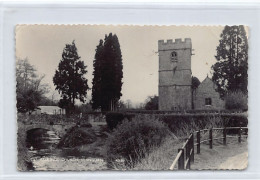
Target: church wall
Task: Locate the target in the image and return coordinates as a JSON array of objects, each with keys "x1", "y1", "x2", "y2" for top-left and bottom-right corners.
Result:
[
  {"x1": 159, "y1": 85, "x2": 191, "y2": 110},
  {"x1": 194, "y1": 78, "x2": 225, "y2": 110}
]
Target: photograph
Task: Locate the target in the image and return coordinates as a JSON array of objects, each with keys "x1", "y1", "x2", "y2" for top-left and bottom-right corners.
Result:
[{"x1": 16, "y1": 25, "x2": 248, "y2": 171}]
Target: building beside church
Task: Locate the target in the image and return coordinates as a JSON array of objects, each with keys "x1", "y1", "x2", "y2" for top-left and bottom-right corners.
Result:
[
  {"x1": 158, "y1": 38, "x2": 224, "y2": 111},
  {"x1": 193, "y1": 76, "x2": 224, "y2": 110}
]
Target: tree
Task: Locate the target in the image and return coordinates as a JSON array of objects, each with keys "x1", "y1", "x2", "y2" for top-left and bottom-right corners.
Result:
[
  {"x1": 91, "y1": 40, "x2": 104, "y2": 110},
  {"x1": 53, "y1": 41, "x2": 89, "y2": 114},
  {"x1": 116, "y1": 100, "x2": 126, "y2": 110},
  {"x1": 191, "y1": 76, "x2": 200, "y2": 109},
  {"x1": 144, "y1": 95, "x2": 158, "y2": 110},
  {"x1": 212, "y1": 25, "x2": 248, "y2": 98},
  {"x1": 126, "y1": 99, "x2": 132, "y2": 109},
  {"x1": 16, "y1": 58, "x2": 49, "y2": 113},
  {"x1": 92, "y1": 33, "x2": 123, "y2": 111}
]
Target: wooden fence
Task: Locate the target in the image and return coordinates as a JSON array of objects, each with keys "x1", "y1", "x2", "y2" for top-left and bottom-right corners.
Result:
[{"x1": 169, "y1": 126, "x2": 248, "y2": 170}]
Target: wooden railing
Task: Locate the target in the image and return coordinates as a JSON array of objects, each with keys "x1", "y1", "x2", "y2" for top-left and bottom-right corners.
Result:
[{"x1": 169, "y1": 126, "x2": 248, "y2": 170}]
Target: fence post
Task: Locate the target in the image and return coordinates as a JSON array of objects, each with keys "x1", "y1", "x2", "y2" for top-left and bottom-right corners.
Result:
[
  {"x1": 197, "y1": 131, "x2": 200, "y2": 154},
  {"x1": 178, "y1": 148, "x2": 184, "y2": 170},
  {"x1": 209, "y1": 128, "x2": 213, "y2": 149},
  {"x1": 191, "y1": 133, "x2": 194, "y2": 163},
  {"x1": 223, "y1": 127, "x2": 226, "y2": 145},
  {"x1": 186, "y1": 140, "x2": 191, "y2": 169},
  {"x1": 238, "y1": 122, "x2": 242, "y2": 143}
]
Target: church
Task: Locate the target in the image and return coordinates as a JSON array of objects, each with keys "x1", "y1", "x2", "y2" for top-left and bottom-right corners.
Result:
[{"x1": 158, "y1": 38, "x2": 224, "y2": 111}]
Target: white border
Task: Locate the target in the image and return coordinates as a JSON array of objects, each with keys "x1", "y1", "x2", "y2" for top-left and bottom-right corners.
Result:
[{"x1": 1, "y1": 1, "x2": 260, "y2": 179}]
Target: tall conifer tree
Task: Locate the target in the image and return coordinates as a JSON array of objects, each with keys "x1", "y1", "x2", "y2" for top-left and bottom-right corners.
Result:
[
  {"x1": 53, "y1": 41, "x2": 89, "y2": 114},
  {"x1": 92, "y1": 33, "x2": 123, "y2": 111},
  {"x1": 212, "y1": 25, "x2": 248, "y2": 98}
]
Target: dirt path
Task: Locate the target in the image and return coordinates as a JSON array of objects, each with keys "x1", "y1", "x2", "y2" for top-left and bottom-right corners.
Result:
[
  {"x1": 218, "y1": 152, "x2": 248, "y2": 170},
  {"x1": 192, "y1": 140, "x2": 247, "y2": 170}
]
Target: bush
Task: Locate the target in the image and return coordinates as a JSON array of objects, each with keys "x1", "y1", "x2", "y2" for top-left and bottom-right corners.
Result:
[
  {"x1": 225, "y1": 91, "x2": 248, "y2": 111},
  {"x1": 57, "y1": 126, "x2": 96, "y2": 148},
  {"x1": 106, "y1": 112, "x2": 135, "y2": 130},
  {"x1": 106, "y1": 115, "x2": 171, "y2": 167}
]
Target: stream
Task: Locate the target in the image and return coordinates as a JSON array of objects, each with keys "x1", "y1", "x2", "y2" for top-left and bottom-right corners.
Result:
[{"x1": 27, "y1": 129, "x2": 107, "y2": 171}]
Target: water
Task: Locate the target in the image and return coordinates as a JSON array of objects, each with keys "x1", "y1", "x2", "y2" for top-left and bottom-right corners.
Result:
[{"x1": 27, "y1": 129, "x2": 107, "y2": 171}]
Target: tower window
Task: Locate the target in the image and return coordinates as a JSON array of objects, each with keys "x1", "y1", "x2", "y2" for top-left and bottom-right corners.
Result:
[
  {"x1": 205, "y1": 98, "x2": 212, "y2": 106},
  {"x1": 171, "y1": 51, "x2": 178, "y2": 61}
]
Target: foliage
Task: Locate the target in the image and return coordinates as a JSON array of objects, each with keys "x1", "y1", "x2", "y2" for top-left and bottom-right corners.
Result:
[
  {"x1": 39, "y1": 96, "x2": 58, "y2": 106},
  {"x1": 212, "y1": 25, "x2": 248, "y2": 98},
  {"x1": 160, "y1": 114, "x2": 248, "y2": 137},
  {"x1": 57, "y1": 125, "x2": 96, "y2": 148},
  {"x1": 144, "y1": 95, "x2": 158, "y2": 110},
  {"x1": 92, "y1": 33, "x2": 123, "y2": 111},
  {"x1": 191, "y1": 76, "x2": 201, "y2": 109},
  {"x1": 16, "y1": 58, "x2": 49, "y2": 113},
  {"x1": 53, "y1": 41, "x2": 89, "y2": 114},
  {"x1": 191, "y1": 76, "x2": 200, "y2": 90},
  {"x1": 106, "y1": 115, "x2": 170, "y2": 166},
  {"x1": 74, "y1": 103, "x2": 93, "y2": 114},
  {"x1": 106, "y1": 112, "x2": 135, "y2": 130},
  {"x1": 111, "y1": 137, "x2": 182, "y2": 170},
  {"x1": 225, "y1": 91, "x2": 248, "y2": 111},
  {"x1": 116, "y1": 100, "x2": 127, "y2": 110}
]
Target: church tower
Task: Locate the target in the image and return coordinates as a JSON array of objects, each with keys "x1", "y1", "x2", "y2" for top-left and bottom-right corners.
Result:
[{"x1": 158, "y1": 38, "x2": 192, "y2": 110}]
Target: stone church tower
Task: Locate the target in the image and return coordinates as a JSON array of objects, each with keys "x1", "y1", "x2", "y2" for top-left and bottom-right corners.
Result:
[{"x1": 158, "y1": 38, "x2": 192, "y2": 110}]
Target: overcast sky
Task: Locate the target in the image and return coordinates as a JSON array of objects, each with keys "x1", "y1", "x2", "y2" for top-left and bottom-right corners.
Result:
[{"x1": 16, "y1": 25, "x2": 228, "y2": 105}]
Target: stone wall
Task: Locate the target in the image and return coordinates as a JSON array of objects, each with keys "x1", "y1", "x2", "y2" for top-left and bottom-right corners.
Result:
[
  {"x1": 194, "y1": 77, "x2": 224, "y2": 110},
  {"x1": 159, "y1": 85, "x2": 191, "y2": 110}
]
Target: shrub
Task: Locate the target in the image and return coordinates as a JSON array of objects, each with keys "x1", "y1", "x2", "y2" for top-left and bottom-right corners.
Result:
[
  {"x1": 106, "y1": 112, "x2": 135, "y2": 130},
  {"x1": 57, "y1": 126, "x2": 96, "y2": 148},
  {"x1": 225, "y1": 91, "x2": 248, "y2": 111},
  {"x1": 106, "y1": 115, "x2": 171, "y2": 167}
]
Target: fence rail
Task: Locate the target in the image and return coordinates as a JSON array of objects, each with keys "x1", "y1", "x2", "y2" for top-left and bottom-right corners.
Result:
[{"x1": 169, "y1": 125, "x2": 248, "y2": 170}]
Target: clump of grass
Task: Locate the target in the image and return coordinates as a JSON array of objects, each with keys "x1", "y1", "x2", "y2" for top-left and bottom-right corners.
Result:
[{"x1": 111, "y1": 136, "x2": 183, "y2": 170}]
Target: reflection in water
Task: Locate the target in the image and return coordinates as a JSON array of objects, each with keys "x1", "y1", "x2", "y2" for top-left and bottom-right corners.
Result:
[
  {"x1": 26, "y1": 128, "x2": 106, "y2": 170},
  {"x1": 26, "y1": 129, "x2": 60, "y2": 150}
]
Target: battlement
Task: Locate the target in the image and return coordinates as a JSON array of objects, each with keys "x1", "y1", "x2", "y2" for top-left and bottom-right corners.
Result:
[
  {"x1": 158, "y1": 38, "x2": 191, "y2": 45},
  {"x1": 158, "y1": 38, "x2": 192, "y2": 51}
]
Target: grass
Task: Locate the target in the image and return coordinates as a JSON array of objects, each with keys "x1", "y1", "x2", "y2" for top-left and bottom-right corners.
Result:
[
  {"x1": 116, "y1": 135, "x2": 248, "y2": 170},
  {"x1": 110, "y1": 136, "x2": 184, "y2": 170}
]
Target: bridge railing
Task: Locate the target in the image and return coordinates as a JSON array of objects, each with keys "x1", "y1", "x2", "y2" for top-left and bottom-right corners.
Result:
[{"x1": 169, "y1": 125, "x2": 248, "y2": 170}]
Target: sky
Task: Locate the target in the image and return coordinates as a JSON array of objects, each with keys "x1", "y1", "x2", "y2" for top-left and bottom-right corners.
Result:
[{"x1": 16, "y1": 25, "x2": 226, "y2": 105}]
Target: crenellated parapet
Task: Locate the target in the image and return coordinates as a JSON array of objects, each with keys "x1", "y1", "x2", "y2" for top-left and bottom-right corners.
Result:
[{"x1": 158, "y1": 38, "x2": 192, "y2": 51}]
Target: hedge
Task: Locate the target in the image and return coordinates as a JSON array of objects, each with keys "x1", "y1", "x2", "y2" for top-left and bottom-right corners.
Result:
[
  {"x1": 105, "y1": 112, "x2": 248, "y2": 133},
  {"x1": 106, "y1": 112, "x2": 135, "y2": 130}
]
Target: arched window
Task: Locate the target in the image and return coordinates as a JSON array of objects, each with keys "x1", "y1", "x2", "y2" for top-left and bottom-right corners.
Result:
[{"x1": 171, "y1": 51, "x2": 178, "y2": 61}]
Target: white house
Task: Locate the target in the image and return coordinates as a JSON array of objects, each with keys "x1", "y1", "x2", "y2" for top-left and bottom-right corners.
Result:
[{"x1": 32, "y1": 106, "x2": 65, "y2": 115}]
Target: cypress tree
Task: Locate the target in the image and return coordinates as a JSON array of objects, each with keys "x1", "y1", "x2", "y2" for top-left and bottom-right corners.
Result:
[{"x1": 92, "y1": 33, "x2": 123, "y2": 111}]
